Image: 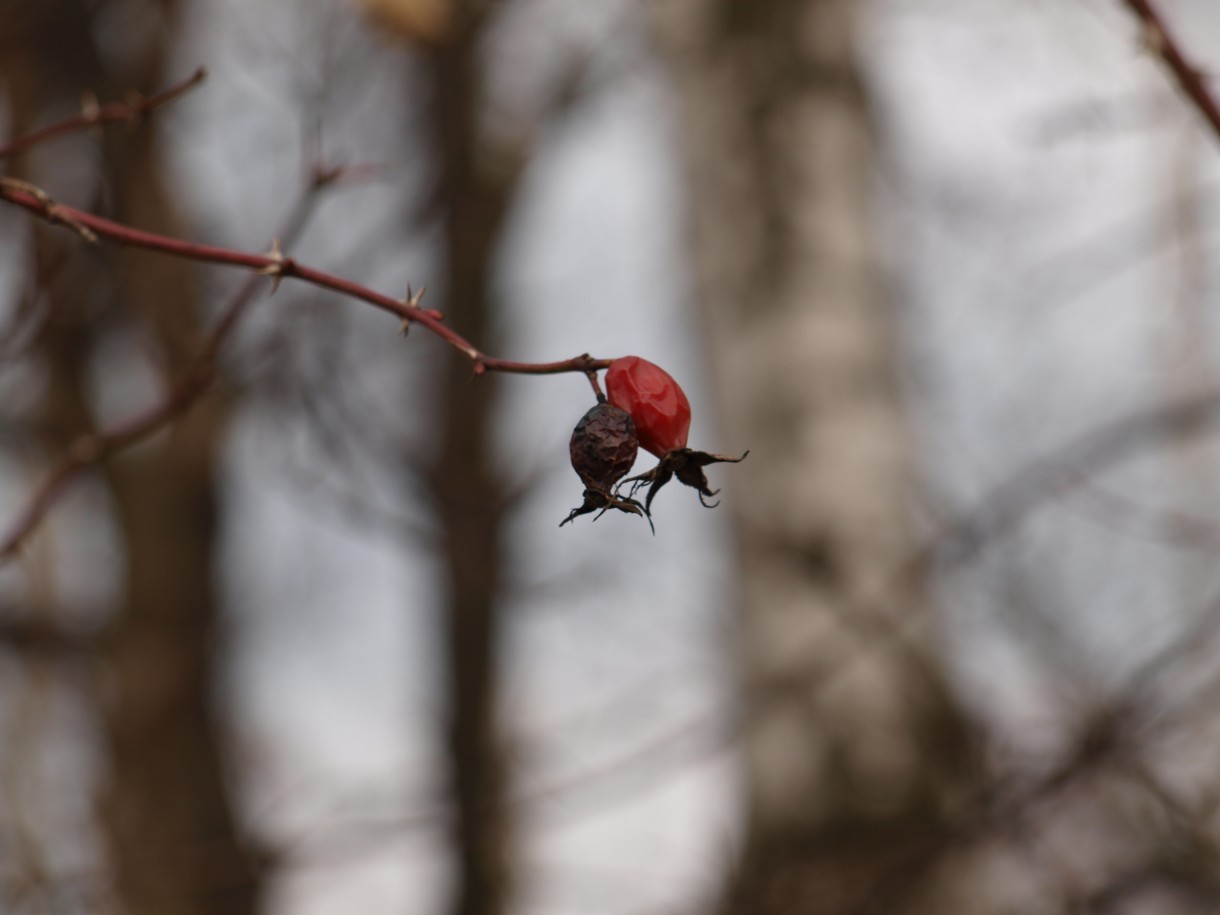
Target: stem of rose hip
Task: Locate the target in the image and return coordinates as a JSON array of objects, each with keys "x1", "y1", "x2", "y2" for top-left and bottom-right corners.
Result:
[{"x1": 587, "y1": 369, "x2": 607, "y2": 402}]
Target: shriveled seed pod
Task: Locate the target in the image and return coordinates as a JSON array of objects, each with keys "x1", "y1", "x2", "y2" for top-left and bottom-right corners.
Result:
[
  {"x1": 570, "y1": 402, "x2": 638, "y2": 491},
  {"x1": 561, "y1": 402, "x2": 650, "y2": 528}
]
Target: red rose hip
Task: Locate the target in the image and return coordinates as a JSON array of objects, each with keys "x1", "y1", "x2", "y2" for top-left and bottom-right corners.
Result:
[
  {"x1": 606, "y1": 355, "x2": 747, "y2": 514},
  {"x1": 605, "y1": 356, "x2": 691, "y2": 457}
]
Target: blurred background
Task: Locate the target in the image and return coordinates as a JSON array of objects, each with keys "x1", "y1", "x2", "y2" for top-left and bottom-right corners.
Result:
[{"x1": 3, "y1": 0, "x2": 1220, "y2": 913}]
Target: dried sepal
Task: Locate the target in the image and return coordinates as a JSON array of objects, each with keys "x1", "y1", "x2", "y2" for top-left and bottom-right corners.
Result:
[
  {"x1": 560, "y1": 488, "x2": 652, "y2": 531},
  {"x1": 624, "y1": 448, "x2": 749, "y2": 513}
]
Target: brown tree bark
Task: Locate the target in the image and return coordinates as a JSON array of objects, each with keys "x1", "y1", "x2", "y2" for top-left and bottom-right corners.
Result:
[
  {"x1": 654, "y1": 2, "x2": 980, "y2": 912},
  {"x1": 421, "y1": 10, "x2": 519, "y2": 915},
  {"x1": 2, "y1": 4, "x2": 262, "y2": 913}
]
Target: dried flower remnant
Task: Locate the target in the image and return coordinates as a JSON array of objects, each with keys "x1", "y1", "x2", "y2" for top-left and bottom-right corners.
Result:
[
  {"x1": 560, "y1": 402, "x2": 650, "y2": 528},
  {"x1": 626, "y1": 446, "x2": 749, "y2": 513}
]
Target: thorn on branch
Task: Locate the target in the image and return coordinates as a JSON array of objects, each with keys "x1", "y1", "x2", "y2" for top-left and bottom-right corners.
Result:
[
  {"x1": 398, "y1": 284, "x2": 428, "y2": 336},
  {"x1": 258, "y1": 237, "x2": 293, "y2": 294},
  {"x1": 0, "y1": 178, "x2": 98, "y2": 245}
]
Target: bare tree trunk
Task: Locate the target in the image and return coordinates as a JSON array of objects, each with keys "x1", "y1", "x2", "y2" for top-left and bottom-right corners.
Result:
[
  {"x1": 654, "y1": 2, "x2": 978, "y2": 911},
  {"x1": 2, "y1": 4, "x2": 262, "y2": 913},
  {"x1": 422, "y1": 12, "x2": 518, "y2": 915}
]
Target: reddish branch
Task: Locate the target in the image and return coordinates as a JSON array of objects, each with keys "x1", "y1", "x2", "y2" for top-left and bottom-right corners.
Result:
[
  {"x1": 0, "y1": 180, "x2": 610, "y2": 376},
  {"x1": 0, "y1": 177, "x2": 612, "y2": 560},
  {"x1": 0, "y1": 66, "x2": 606, "y2": 561},
  {"x1": 0, "y1": 68, "x2": 208, "y2": 160},
  {"x1": 0, "y1": 170, "x2": 331, "y2": 560},
  {"x1": 1122, "y1": 0, "x2": 1220, "y2": 142}
]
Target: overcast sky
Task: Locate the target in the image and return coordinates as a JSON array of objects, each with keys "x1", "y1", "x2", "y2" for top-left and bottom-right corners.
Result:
[{"x1": 5, "y1": 1, "x2": 1220, "y2": 913}]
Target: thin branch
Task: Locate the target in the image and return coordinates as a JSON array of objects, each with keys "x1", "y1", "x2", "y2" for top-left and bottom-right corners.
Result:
[
  {"x1": 0, "y1": 176, "x2": 612, "y2": 561},
  {"x1": 0, "y1": 68, "x2": 208, "y2": 161},
  {"x1": 1122, "y1": 0, "x2": 1220, "y2": 142},
  {"x1": 930, "y1": 387, "x2": 1220, "y2": 568},
  {"x1": 0, "y1": 178, "x2": 612, "y2": 378},
  {"x1": 0, "y1": 169, "x2": 330, "y2": 561}
]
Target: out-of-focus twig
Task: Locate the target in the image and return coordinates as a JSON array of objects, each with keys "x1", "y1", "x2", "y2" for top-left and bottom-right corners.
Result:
[
  {"x1": 0, "y1": 68, "x2": 207, "y2": 161},
  {"x1": 0, "y1": 174, "x2": 614, "y2": 562},
  {"x1": 930, "y1": 388, "x2": 1220, "y2": 568},
  {"x1": 0, "y1": 167, "x2": 344, "y2": 561},
  {"x1": 1122, "y1": 0, "x2": 1220, "y2": 143}
]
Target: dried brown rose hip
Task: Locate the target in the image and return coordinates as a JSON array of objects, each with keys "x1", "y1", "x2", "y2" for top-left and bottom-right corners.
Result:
[
  {"x1": 561, "y1": 401, "x2": 650, "y2": 528},
  {"x1": 570, "y1": 402, "x2": 637, "y2": 490}
]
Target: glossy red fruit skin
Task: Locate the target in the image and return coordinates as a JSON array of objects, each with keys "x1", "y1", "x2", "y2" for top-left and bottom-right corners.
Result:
[{"x1": 605, "y1": 357, "x2": 691, "y2": 457}]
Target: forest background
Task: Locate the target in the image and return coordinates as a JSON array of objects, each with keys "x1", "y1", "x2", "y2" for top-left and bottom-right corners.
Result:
[{"x1": 4, "y1": 1, "x2": 1220, "y2": 914}]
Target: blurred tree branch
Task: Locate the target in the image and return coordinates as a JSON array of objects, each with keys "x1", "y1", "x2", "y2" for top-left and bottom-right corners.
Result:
[
  {"x1": 0, "y1": 67, "x2": 207, "y2": 161},
  {"x1": 1121, "y1": 0, "x2": 1220, "y2": 143},
  {"x1": 0, "y1": 179, "x2": 613, "y2": 383},
  {"x1": 0, "y1": 167, "x2": 340, "y2": 561}
]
